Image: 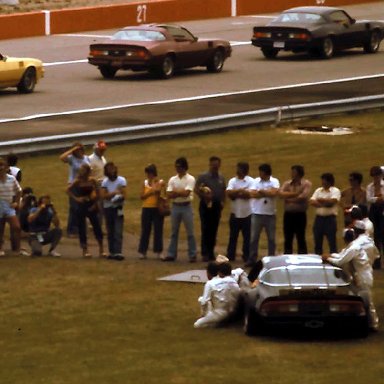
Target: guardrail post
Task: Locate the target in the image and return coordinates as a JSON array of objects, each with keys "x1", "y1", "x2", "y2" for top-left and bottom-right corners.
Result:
[
  {"x1": 43, "y1": 10, "x2": 51, "y2": 36},
  {"x1": 231, "y1": 0, "x2": 236, "y2": 17}
]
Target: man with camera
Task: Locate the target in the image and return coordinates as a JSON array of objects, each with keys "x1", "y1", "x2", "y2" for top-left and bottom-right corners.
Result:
[{"x1": 28, "y1": 195, "x2": 62, "y2": 257}]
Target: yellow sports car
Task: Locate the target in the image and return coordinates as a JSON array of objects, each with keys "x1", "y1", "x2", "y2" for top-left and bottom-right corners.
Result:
[{"x1": 0, "y1": 53, "x2": 44, "y2": 93}]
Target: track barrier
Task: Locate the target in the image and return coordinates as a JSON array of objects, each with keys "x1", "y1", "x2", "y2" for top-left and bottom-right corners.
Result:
[{"x1": 0, "y1": 0, "x2": 377, "y2": 40}]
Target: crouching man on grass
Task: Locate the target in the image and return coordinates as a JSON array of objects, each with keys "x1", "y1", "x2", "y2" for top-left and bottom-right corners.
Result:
[
  {"x1": 194, "y1": 262, "x2": 240, "y2": 328},
  {"x1": 28, "y1": 195, "x2": 62, "y2": 257}
]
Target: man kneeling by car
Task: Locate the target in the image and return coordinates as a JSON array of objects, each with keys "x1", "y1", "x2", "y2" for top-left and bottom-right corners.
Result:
[
  {"x1": 194, "y1": 261, "x2": 240, "y2": 328},
  {"x1": 28, "y1": 195, "x2": 62, "y2": 257}
]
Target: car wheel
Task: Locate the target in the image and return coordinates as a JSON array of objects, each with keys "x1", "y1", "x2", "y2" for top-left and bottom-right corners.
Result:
[
  {"x1": 319, "y1": 37, "x2": 334, "y2": 59},
  {"x1": 261, "y1": 48, "x2": 279, "y2": 59},
  {"x1": 17, "y1": 67, "x2": 36, "y2": 93},
  {"x1": 207, "y1": 49, "x2": 225, "y2": 73},
  {"x1": 243, "y1": 308, "x2": 259, "y2": 336},
  {"x1": 363, "y1": 30, "x2": 381, "y2": 53},
  {"x1": 99, "y1": 66, "x2": 117, "y2": 79},
  {"x1": 157, "y1": 55, "x2": 175, "y2": 79}
]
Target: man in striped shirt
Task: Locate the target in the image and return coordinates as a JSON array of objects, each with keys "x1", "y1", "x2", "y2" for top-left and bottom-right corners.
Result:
[{"x1": 0, "y1": 157, "x2": 27, "y2": 256}]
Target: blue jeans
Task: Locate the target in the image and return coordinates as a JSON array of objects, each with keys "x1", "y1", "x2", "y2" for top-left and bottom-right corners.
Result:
[
  {"x1": 167, "y1": 203, "x2": 196, "y2": 260},
  {"x1": 104, "y1": 207, "x2": 124, "y2": 255},
  {"x1": 249, "y1": 214, "x2": 276, "y2": 262}
]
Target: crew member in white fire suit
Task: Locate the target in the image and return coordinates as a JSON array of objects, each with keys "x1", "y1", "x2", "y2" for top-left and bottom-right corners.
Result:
[
  {"x1": 323, "y1": 221, "x2": 379, "y2": 331},
  {"x1": 194, "y1": 262, "x2": 240, "y2": 328}
]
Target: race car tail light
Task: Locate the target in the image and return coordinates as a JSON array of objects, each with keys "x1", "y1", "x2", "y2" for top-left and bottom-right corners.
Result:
[
  {"x1": 329, "y1": 301, "x2": 366, "y2": 316},
  {"x1": 253, "y1": 31, "x2": 272, "y2": 39},
  {"x1": 89, "y1": 49, "x2": 108, "y2": 57},
  {"x1": 260, "y1": 300, "x2": 299, "y2": 316},
  {"x1": 124, "y1": 49, "x2": 150, "y2": 59},
  {"x1": 288, "y1": 33, "x2": 310, "y2": 40}
]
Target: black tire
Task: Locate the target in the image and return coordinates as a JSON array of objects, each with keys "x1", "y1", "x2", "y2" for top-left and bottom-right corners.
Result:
[
  {"x1": 207, "y1": 49, "x2": 225, "y2": 73},
  {"x1": 244, "y1": 308, "x2": 259, "y2": 336},
  {"x1": 99, "y1": 66, "x2": 117, "y2": 79},
  {"x1": 157, "y1": 55, "x2": 175, "y2": 79},
  {"x1": 319, "y1": 37, "x2": 334, "y2": 59},
  {"x1": 363, "y1": 30, "x2": 381, "y2": 53},
  {"x1": 261, "y1": 48, "x2": 279, "y2": 59},
  {"x1": 17, "y1": 67, "x2": 36, "y2": 93}
]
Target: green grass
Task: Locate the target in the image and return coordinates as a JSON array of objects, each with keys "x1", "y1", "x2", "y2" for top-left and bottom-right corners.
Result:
[{"x1": 1, "y1": 109, "x2": 384, "y2": 383}]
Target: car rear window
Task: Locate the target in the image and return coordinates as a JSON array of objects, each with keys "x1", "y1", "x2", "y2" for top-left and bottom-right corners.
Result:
[
  {"x1": 112, "y1": 30, "x2": 166, "y2": 41},
  {"x1": 261, "y1": 266, "x2": 350, "y2": 287},
  {"x1": 275, "y1": 12, "x2": 323, "y2": 23}
]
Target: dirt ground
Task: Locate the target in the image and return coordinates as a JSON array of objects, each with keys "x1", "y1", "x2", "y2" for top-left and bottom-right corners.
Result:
[{"x1": 0, "y1": 0, "x2": 138, "y2": 14}]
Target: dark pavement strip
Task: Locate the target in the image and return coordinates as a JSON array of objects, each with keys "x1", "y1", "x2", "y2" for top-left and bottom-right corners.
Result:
[{"x1": 1, "y1": 76, "x2": 383, "y2": 141}]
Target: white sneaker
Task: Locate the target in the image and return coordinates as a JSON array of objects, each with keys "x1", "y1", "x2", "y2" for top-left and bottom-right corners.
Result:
[
  {"x1": 19, "y1": 249, "x2": 30, "y2": 257},
  {"x1": 0, "y1": 250, "x2": 5, "y2": 257},
  {"x1": 49, "y1": 250, "x2": 61, "y2": 257},
  {"x1": 139, "y1": 253, "x2": 147, "y2": 260}
]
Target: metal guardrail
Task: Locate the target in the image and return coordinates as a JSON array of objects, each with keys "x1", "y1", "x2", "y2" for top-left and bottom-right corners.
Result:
[{"x1": 1, "y1": 93, "x2": 383, "y2": 155}]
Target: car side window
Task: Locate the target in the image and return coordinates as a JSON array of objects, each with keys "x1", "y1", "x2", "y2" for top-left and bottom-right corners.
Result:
[
  {"x1": 167, "y1": 27, "x2": 195, "y2": 42},
  {"x1": 328, "y1": 11, "x2": 351, "y2": 25}
]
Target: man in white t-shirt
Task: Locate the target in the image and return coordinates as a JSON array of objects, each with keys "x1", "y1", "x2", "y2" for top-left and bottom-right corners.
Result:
[
  {"x1": 248, "y1": 163, "x2": 280, "y2": 267},
  {"x1": 309, "y1": 173, "x2": 341, "y2": 254},
  {"x1": 226, "y1": 162, "x2": 253, "y2": 263},
  {"x1": 164, "y1": 157, "x2": 197, "y2": 262},
  {"x1": 89, "y1": 140, "x2": 107, "y2": 184}
]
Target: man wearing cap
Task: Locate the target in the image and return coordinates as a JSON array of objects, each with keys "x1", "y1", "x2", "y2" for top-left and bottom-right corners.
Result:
[
  {"x1": 323, "y1": 220, "x2": 379, "y2": 331},
  {"x1": 89, "y1": 140, "x2": 107, "y2": 184},
  {"x1": 89, "y1": 140, "x2": 108, "y2": 227}
]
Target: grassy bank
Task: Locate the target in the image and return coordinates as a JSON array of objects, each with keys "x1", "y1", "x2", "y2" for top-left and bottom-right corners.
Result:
[{"x1": 1, "y1": 110, "x2": 383, "y2": 383}]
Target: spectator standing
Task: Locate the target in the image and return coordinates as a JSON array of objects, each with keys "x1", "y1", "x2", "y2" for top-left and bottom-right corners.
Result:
[
  {"x1": 0, "y1": 157, "x2": 28, "y2": 256},
  {"x1": 163, "y1": 157, "x2": 197, "y2": 262},
  {"x1": 248, "y1": 163, "x2": 280, "y2": 266},
  {"x1": 341, "y1": 172, "x2": 367, "y2": 227},
  {"x1": 194, "y1": 156, "x2": 226, "y2": 261},
  {"x1": 366, "y1": 165, "x2": 384, "y2": 269},
  {"x1": 88, "y1": 140, "x2": 107, "y2": 183},
  {"x1": 226, "y1": 162, "x2": 253, "y2": 263},
  {"x1": 100, "y1": 162, "x2": 127, "y2": 261},
  {"x1": 60, "y1": 143, "x2": 90, "y2": 237},
  {"x1": 7, "y1": 153, "x2": 22, "y2": 182},
  {"x1": 66, "y1": 163, "x2": 105, "y2": 258},
  {"x1": 88, "y1": 140, "x2": 108, "y2": 228},
  {"x1": 279, "y1": 165, "x2": 312, "y2": 254},
  {"x1": 309, "y1": 173, "x2": 341, "y2": 255},
  {"x1": 137, "y1": 164, "x2": 165, "y2": 260},
  {"x1": 28, "y1": 195, "x2": 62, "y2": 257}
]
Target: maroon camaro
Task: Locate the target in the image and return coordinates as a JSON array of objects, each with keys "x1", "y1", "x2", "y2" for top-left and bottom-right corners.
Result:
[{"x1": 88, "y1": 24, "x2": 232, "y2": 79}]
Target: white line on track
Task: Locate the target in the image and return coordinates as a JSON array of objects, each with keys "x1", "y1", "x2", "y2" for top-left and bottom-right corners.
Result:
[
  {"x1": 1, "y1": 73, "x2": 384, "y2": 124},
  {"x1": 44, "y1": 59, "x2": 88, "y2": 66}
]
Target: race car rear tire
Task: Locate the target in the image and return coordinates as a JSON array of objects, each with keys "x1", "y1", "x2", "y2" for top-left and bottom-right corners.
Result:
[
  {"x1": 17, "y1": 67, "x2": 36, "y2": 93},
  {"x1": 157, "y1": 55, "x2": 175, "y2": 79},
  {"x1": 261, "y1": 48, "x2": 279, "y2": 59},
  {"x1": 319, "y1": 37, "x2": 334, "y2": 59},
  {"x1": 363, "y1": 30, "x2": 381, "y2": 53},
  {"x1": 207, "y1": 49, "x2": 225, "y2": 73},
  {"x1": 99, "y1": 66, "x2": 117, "y2": 79}
]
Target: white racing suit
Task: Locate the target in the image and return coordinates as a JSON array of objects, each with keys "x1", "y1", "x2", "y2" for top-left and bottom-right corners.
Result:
[
  {"x1": 328, "y1": 238, "x2": 379, "y2": 330},
  {"x1": 194, "y1": 276, "x2": 240, "y2": 328}
]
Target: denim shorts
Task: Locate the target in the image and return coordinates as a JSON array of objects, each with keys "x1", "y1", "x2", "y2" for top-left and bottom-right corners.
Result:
[{"x1": 0, "y1": 200, "x2": 16, "y2": 218}]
